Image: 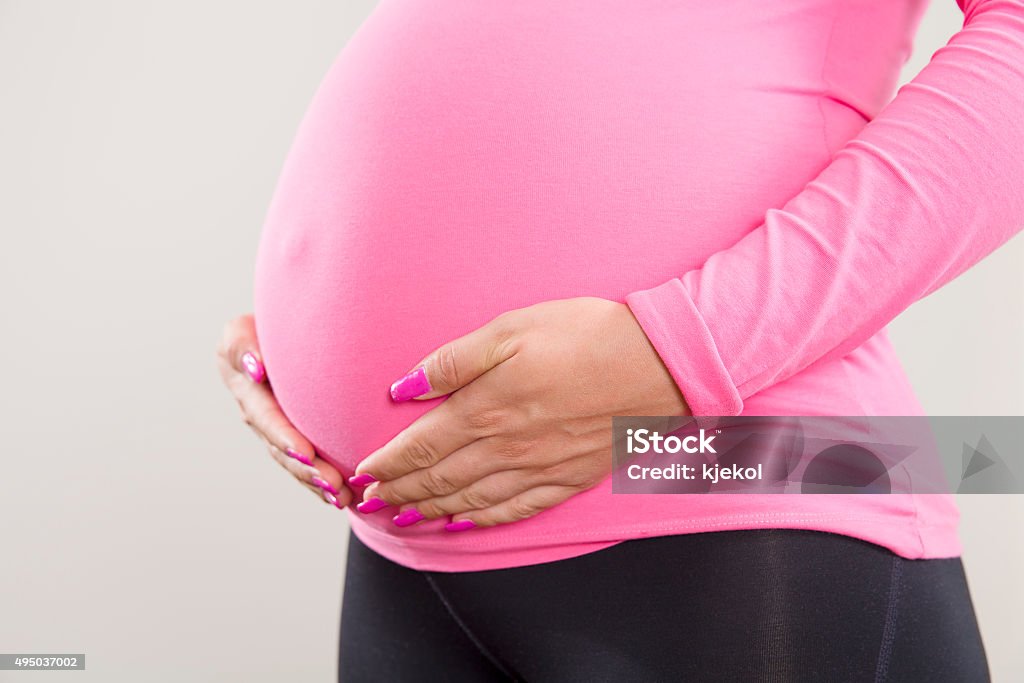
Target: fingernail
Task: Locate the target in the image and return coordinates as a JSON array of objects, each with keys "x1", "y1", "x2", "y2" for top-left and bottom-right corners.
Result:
[
  {"x1": 322, "y1": 490, "x2": 339, "y2": 507},
  {"x1": 390, "y1": 367, "x2": 431, "y2": 402},
  {"x1": 445, "y1": 519, "x2": 477, "y2": 532},
  {"x1": 392, "y1": 509, "x2": 425, "y2": 527},
  {"x1": 348, "y1": 473, "x2": 377, "y2": 487},
  {"x1": 285, "y1": 448, "x2": 313, "y2": 466},
  {"x1": 312, "y1": 476, "x2": 338, "y2": 495},
  {"x1": 241, "y1": 352, "x2": 265, "y2": 383},
  {"x1": 356, "y1": 497, "x2": 388, "y2": 514}
]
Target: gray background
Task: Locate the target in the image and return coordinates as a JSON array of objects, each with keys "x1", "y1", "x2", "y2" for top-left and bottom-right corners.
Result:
[{"x1": 0, "y1": 1, "x2": 1020, "y2": 680}]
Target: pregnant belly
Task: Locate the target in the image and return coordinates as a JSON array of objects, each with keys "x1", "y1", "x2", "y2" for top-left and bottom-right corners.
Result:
[{"x1": 253, "y1": 1, "x2": 869, "y2": 472}]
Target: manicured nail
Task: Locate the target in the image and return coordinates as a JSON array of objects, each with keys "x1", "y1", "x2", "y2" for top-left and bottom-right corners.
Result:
[
  {"x1": 312, "y1": 476, "x2": 338, "y2": 495},
  {"x1": 285, "y1": 448, "x2": 313, "y2": 466},
  {"x1": 356, "y1": 497, "x2": 388, "y2": 514},
  {"x1": 445, "y1": 519, "x2": 477, "y2": 532},
  {"x1": 241, "y1": 352, "x2": 265, "y2": 383},
  {"x1": 324, "y1": 491, "x2": 346, "y2": 509},
  {"x1": 392, "y1": 509, "x2": 425, "y2": 527},
  {"x1": 348, "y1": 473, "x2": 377, "y2": 487},
  {"x1": 390, "y1": 367, "x2": 431, "y2": 402}
]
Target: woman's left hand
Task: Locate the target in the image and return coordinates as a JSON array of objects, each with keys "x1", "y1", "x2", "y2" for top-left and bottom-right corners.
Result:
[{"x1": 350, "y1": 297, "x2": 690, "y2": 530}]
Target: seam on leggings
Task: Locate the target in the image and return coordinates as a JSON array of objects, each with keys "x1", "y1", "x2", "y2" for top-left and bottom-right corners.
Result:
[
  {"x1": 422, "y1": 573, "x2": 520, "y2": 682},
  {"x1": 873, "y1": 557, "x2": 904, "y2": 683}
]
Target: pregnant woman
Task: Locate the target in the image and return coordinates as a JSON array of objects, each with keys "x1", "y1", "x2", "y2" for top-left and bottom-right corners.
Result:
[{"x1": 218, "y1": 1, "x2": 1023, "y2": 680}]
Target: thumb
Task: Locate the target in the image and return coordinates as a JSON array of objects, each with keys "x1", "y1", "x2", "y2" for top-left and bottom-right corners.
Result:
[
  {"x1": 389, "y1": 315, "x2": 518, "y2": 401},
  {"x1": 219, "y1": 314, "x2": 266, "y2": 383}
]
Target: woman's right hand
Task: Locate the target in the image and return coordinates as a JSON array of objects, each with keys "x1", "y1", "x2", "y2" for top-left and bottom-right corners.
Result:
[{"x1": 217, "y1": 314, "x2": 351, "y2": 510}]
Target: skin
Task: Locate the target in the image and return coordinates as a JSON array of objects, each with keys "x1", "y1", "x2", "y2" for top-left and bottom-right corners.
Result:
[
  {"x1": 355, "y1": 297, "x2": 690, "y2": 527},
  {"x1": 217, "y1": 314, "x2": 351, "y2": 509},
  {"x1": 219, "y1": 298, "x2": 690, "y2": 528}
]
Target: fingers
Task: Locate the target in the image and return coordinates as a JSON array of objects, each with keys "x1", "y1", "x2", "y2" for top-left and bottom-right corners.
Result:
[
  {"x1": 388, "y1": 312, "x2": 519, "y2": 402},
  {"x1": 400, "y1": 468, "x2": 551, "y2": 520},
  {"x1": 266, "y1": 444, "x2": 351, "y2": 509},
  {"x1": 242, "y1": 388, "x2": 350, "y2": 510},
  {"x1": 368, "y1": 436, "x2": 560, "y2": 506},
  {"x1": 399, "y1": 454, "x2": 598, "y2": 521},
  {"x1": 359, "y1": 467, "x2": 531, "y2": 521},
  {"x1": 217, "y1": 314, "x2": 266, "y2": 383},
  {"x1": 352, "y1": 391, "x2": 487, "y2": 482},
  {"x1": 379, "y1": 485, "x2": 578, "y2": 531},
  {"x1": 358, "y1": 470, "x2": 559, "y2": 527},
  {"x1": 218, "y1": 315, "x2": 311, "y2": 465},
  {"x1": 217, "y1": 314, "x2": 350, "y2": 510},
  {"x1": 355, "y1": 453, "x2": 606, "y2": 529},
  {"x1": 447, "y1": 486, "x2": 579, "y2": 529},
  {"x1": 236, "y1": 378, "x2": 309, "y2": 458}
]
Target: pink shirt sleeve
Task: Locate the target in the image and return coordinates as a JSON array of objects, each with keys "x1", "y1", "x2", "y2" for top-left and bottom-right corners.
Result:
[{"x1": 626, "y1": 0, "x2": 1024, "y2": 417}]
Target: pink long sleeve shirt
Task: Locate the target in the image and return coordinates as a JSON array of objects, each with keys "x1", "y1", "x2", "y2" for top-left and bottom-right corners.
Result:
[{"x1": 254, "y1": 0, "x2": 1024, "y2": 571}]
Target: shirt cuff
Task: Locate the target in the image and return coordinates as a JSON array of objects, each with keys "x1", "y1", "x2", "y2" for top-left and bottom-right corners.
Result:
[{"x1": 625, "y1": 278, "x2": 744, "y2": 418}]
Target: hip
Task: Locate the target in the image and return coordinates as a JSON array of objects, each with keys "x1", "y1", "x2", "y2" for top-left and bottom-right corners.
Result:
[{"x1": 340, "y1": 528, "x2": 987, "y2": 682}]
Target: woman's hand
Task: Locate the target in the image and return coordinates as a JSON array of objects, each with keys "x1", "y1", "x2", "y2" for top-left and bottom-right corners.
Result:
[
  {"x1": 217, "y1": 314, "x2": 351, "y2": 510},
  {"x1": 351, "y1": 297, "x2": 690, "y2": 530}
]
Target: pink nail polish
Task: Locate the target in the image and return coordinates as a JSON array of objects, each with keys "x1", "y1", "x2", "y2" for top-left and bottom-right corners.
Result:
[
  {"x1": 390, "y1": 367, "x2": 431, "y2": 402},
  {"x1": 356, "y1": 497, "x2": 389, "y2": 514},
  {"x1": 312, "y1": 476, "x2": 338, "y2": 495},
  {"x1": 241, "y1": 352, "x2": 265, "y2": 383},
  {"x1": 392, "y1": 509, "x2": 425, "y2": 527},
  {"x1": 348, "y1": 473, "x2": 377, "y2": 487},
  {"x1": 445, "y1": 519, "x2": 477, "y2": 532},
  {"x1": 285, "y1": 448, "x2": 313, "y2": 466},
  {"x1": 323, "y1": 490, "x2": 339, "y2": 507}
]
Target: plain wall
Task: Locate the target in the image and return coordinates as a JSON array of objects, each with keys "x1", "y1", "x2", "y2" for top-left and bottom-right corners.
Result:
[{"x1": 0, "y1": 1, "x2": 1020, "y2": 680}]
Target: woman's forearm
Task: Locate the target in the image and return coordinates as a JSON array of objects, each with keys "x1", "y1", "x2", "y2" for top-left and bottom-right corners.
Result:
[{"x1": 626, "y1": 0, "x2": 1024, "y2": 416}]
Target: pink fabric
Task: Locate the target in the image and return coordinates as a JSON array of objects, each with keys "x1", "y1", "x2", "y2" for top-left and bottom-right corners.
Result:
[{"x1": 254, "y1": 0, "x2": 1024, "y2": 571}]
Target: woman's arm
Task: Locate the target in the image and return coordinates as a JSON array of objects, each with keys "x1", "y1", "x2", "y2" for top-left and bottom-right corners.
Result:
[{"x1": 626, "y1": 0, "x2": 1024, "y2": 416}]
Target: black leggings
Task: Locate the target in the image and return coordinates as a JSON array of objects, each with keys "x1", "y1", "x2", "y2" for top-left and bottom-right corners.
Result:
[{"x1": 339, "y1": 529, "x2": 988, "y2": 682}]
